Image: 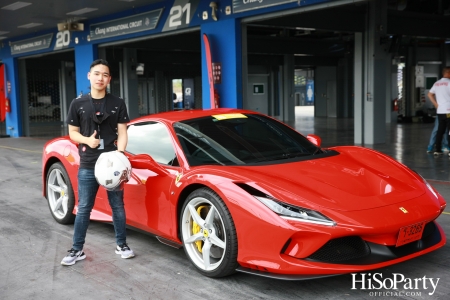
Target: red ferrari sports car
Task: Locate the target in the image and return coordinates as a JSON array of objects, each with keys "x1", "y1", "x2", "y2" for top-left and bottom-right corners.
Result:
[{"x1": 42, "y1": 108, "x2": 446, "y2": 279}]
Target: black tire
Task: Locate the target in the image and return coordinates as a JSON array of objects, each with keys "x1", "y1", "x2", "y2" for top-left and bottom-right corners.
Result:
[
  {"x1": 46, "y1": 162, "x2": 75, "y2": 224},
  {"x1": 180, "y1": 187, "x2": 238, "y2": 278}
]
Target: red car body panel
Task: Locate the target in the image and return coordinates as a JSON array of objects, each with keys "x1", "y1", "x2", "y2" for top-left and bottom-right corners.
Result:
[{"x1": 42, "y1": 108, "x2": 446, "y2": 277}]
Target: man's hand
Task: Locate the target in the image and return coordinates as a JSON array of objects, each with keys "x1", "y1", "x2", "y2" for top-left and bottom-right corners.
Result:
[
  {"x1": 428, "y1": 92, "x2": 438, "y2": 109},
  {"x1": 86, "y1": 130, "x2": 100, "y2": 148}
]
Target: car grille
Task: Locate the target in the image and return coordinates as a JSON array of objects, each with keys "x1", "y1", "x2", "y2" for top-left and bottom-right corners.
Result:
[
  {"x1": 306, "y1": 236, "x2": 371, "y2": 263},
  {"x1": 421, "y1": 221, "x2": 436, "y2": 239}
]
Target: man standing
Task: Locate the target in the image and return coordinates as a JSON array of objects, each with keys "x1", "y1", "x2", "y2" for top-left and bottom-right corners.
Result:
[
  {"x1": 61, "y1": 59, "x2": 134, "y2": 265},
  {"x1": 428, "y1": 66, "x2": 450, "y2": 156}
]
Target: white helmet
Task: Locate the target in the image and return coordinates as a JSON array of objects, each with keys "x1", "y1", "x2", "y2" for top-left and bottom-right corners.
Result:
[{"x1": 95, "y1": 151, "x2": 132, "y2": 191}]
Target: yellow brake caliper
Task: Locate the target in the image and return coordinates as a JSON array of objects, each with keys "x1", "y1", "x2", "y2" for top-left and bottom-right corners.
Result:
[{"x1": 192, "y1": 206, "x2": 207, "y2": 252}]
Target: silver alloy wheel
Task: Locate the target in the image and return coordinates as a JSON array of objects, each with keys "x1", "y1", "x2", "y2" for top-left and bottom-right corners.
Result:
[
  {"x1": 47, "y1": 167, "x2": 70, "y2": 220},
  {"x1": 181, "y1": 196, "x2": 227, "y2": 272}
]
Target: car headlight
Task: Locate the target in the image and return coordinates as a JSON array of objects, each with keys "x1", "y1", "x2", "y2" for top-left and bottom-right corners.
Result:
[
  {"x1": 254, "y1": 196, "x2": 336, "y2": 226},
  {"x1": 425, "y1": 181, "x2": 438, "y2": 199},
  {"x1": 415, "y1": 172, "x2": 438, "y2": 199}
]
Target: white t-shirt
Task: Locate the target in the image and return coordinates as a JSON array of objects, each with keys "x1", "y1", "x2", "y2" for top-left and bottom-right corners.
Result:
[{"x1": 430, "y1": 77, "x2": 450, "y2": 114}]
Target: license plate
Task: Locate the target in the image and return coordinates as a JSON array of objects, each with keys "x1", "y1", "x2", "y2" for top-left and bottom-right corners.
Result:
[{"x1": 396, "y1": 222, "x2": 426, "y2": 247}]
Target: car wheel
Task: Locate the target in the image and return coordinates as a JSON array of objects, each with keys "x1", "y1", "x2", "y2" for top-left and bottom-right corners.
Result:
[
  {"x1": 180, "y1": 187, "x2": 238, "y2": 278},
  {"x1": 46, "y1": 162, "x2": 75, "y2": 224}
]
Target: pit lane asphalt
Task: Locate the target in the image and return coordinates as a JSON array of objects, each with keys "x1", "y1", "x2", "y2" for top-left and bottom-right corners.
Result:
[{"x1": 0, "y1": 137, "x2": 449, "y2": 300}]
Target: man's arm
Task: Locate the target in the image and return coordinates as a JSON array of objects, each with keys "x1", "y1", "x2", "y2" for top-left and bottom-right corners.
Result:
[
  {"x1": 68, "y1": 124, "x2": 100, "y2": 149},
  {"x1": 116, "y1": 123, "x2": 128, "y2": 152},
  {"x1": 428, "y1": 92, "x2": 438, "y2": 109}
]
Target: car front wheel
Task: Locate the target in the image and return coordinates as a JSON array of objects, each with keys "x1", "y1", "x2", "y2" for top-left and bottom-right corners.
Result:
[
  {"x1": 180, "y1": 187, "x2": 238, "y2": 278},
  {"x1": 46, "y1": 162, "x2": 75, "y2": 224}
]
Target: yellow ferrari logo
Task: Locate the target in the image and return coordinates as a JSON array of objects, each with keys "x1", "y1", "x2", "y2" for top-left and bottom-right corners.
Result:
[
  {"x1": 399, "y1": 207, "x2": 408, "y2": 213},
  {"x1": 175, "y1": 172, "x2": 182, "y2": 184},
  {"x1": 203, "y1": 228, "x2": 209, "y2": 238},
  {"x1": 61, "y1": 190, "x2": 65, "y2": 197}
]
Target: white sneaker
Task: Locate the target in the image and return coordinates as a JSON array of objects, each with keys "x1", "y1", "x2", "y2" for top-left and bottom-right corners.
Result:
[
  {"x1": 61, "y1": 248, "x2": 86, "y2": 266},
  {"x1": 115, "y1": 243, "x2": 135, "y2": 259}
]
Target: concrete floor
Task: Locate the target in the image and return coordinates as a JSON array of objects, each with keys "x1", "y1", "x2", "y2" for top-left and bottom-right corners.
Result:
[{"x1": 0, "y1": 108, "x2": 449, "y2": 299}]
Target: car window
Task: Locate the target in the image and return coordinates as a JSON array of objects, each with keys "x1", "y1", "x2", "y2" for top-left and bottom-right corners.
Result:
[
  {"x1": 127, "y1": 121, "x2": 178, "y2": 166},
  {"x1": 174, "y1": 113, "x2": 330, "y2": 166}
]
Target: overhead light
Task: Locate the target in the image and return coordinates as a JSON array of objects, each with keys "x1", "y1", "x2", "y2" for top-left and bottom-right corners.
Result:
[
  {"x1": 136, "y1": 63, "x2": 144, "y2": 76},
  {"x1": 67, "y1": 7, "x2": 98, "y2": 15},
  {"x1": 0, "y1": 31, "x2": 9, "y2": 35},
  {"x1": 295, "y1": 27, "x2": 316, "y2": 31},
  {"x1": 18, "y1": 23, "x2": 42, "y2": 29},
  {"x1": 0, "y1": 37, "x2": 7, "y2": 40},
  {"x1": 1, "y1": 2, "x2": 31, "y2": 11},
  {"x1": 119, "y1": 0, "x2": 135, "y2": 2}
]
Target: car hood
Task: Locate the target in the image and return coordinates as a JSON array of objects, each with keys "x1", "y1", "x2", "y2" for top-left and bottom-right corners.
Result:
[{"x1": 229, "y1": 147, "x2": 425, "y2": 212}]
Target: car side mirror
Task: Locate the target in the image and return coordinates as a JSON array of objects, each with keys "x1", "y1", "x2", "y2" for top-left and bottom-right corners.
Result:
[
  {"x1": 307, "y1": 134, "x2": 322, "y2": 147},
  {"x1": 128, "y1": 153, "x2": 170, "y2": 176}
]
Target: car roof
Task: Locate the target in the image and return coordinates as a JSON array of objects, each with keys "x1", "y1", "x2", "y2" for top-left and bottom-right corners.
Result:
[{"x1": 129, "y1": 108, "x2": 260, "y2": 125}]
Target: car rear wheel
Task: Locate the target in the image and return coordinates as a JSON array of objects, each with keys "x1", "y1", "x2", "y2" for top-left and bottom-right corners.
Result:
[
  {"x1": 46, "y1": 162, "x2": 75, "y2": 224},
  {"x1": 180, "y1": 187, "x2": 238, "y2": 278}
]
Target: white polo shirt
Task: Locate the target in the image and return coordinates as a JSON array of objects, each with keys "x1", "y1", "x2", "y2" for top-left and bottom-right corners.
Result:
[{"x1": 430, "y1": 77, "x2": 450, "y2": 114}]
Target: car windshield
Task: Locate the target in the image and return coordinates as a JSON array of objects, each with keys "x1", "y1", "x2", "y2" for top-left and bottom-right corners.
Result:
[{"x1": 173, "y1": 113, "x2": 323, "y2": 166}]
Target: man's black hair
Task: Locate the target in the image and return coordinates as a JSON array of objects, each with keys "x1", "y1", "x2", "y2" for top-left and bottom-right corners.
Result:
[{"x1": 90, "y1": 59, "x2": 111, "y2": 75}]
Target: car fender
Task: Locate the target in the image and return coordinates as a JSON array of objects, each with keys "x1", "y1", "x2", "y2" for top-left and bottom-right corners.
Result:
[{"x1": 42, "y1": 137, "x2": 79, "y2": 198}]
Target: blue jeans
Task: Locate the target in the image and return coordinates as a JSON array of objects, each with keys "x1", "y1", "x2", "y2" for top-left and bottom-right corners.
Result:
[
  {"x1": 434, "y1": 114, "x2": 450, "y2": 152},
  {"x1": 73, "y1": 168, "x2": 127, "y2": 250},
  {"x1": 428, "y1": 117, "x2": 449, "y2": 149}
]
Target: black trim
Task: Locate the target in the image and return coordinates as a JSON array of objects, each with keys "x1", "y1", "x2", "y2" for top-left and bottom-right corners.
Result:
[
  {"x1": 245, "y1": 149, "x2": 340, "y2": 166},
  {"x1": 304, "y1": 222, "x2": 442, "y2": 265},
  {"x1": 236, "y1": 267, "x2": 338, "y2": 281}
]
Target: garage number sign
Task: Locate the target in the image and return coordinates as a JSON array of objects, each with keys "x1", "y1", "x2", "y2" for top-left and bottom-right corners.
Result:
[
  {"x1": 162, "y1": 0, "x2": 200, "y2": 32},
  {"x1": 89, "y1": 9, "x2": 163, "y2": 40}
]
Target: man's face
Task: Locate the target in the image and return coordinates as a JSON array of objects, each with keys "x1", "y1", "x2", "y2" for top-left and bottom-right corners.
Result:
[{"x1": 88, "y1": 64, "x2": 111, "y2": 92}]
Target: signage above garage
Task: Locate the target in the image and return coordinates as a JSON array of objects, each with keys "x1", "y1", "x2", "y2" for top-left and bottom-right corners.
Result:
[
  {"x1": 233, "y1": 0, "x2": 297, "y2": 13},
  {"x1": 89, "y1": 9, "x2": 163, "y2": 41},
  {"x1": 10, "y1": 33, "x2": 53, "y2": 55}
]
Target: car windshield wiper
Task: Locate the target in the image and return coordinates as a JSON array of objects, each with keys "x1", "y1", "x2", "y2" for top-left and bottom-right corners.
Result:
[
  {"x1": 312, "y1": 148, "x2": 323, "y2": 155},
  {"x1": 254, "y1": 152, "x2": 311, "y2": 162}
]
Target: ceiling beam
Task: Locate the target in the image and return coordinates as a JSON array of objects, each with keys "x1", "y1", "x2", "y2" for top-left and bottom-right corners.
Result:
[
  {"x1": 387, "y1": 11, "x2": 450, "y2": 38},
  {"x1": 247, "y1": 36, "x2": 347, "y2": 56},
  {"x1": 251, "y1": 6, "x2": 366, "y2": 33}
]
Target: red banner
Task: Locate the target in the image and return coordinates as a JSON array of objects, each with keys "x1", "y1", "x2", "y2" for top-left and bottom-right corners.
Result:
[
  {"x1": 0, "y1": 64, "x2": 6, "y2": 122},
  {"x1": 203, "y1": 34, "x2": 215, "y2": 109}
]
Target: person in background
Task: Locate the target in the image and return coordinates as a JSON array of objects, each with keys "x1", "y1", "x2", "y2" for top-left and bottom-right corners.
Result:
[
  {"x1": 426, "y1": 117, "x2": 449, "y2": 153},
  {"x1": 428, "y1": 66, "x2": 450, "y2": 156}
]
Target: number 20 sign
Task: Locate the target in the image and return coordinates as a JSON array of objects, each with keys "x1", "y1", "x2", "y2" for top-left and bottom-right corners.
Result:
[{"x1": 54, "y1": 31, "x2": 71, "y2": 50}]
